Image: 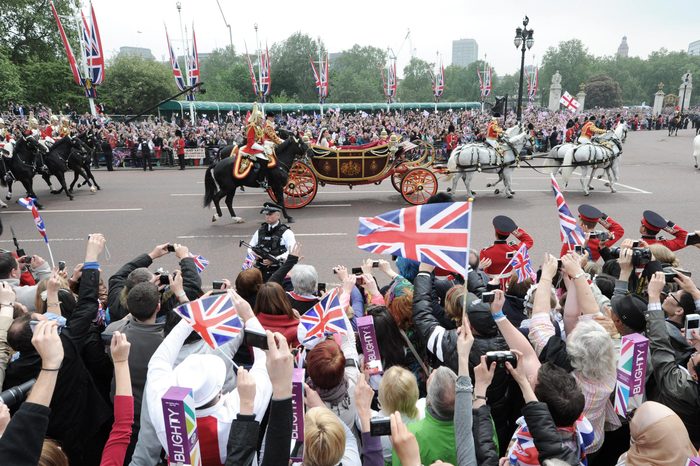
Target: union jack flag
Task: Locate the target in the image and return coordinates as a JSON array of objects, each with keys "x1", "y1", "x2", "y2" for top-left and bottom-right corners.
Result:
[
  {"x1": 527, "y1": 66, "x2": 538, "y2": 101},
  {"x1": 259, "y1": 46, "x2": 271, "y2": 96},
  {"x1": 298, "y1": 288, "x2": 347, "y2": 346},
  {"x1": 310, "y1": 53, "x2": 329, "y2": 99},
  {"x1": 187, "y1": 26, "x2": 200, "y2": 89},
  {"x1": 383, "y1": 60, "x2": 397, "y2": 100},
  {"x1": 18, "y1": 197, "x2": 48, "y2": 244},
  {"x1": 245, "y1": 43, "x2": 258, "y2": 95},
  {"x1": 357, "y1": 202, "x2": 472, "y2": 278},
  {"x1": 509, "y1": 244, "x2": 536, "y2": 283},
  {"x1": 175, "y1": 294, "x2": 243, "y2": 349},
  {"x1": 478, "y1": 65, "x2": 492, "y2": 98},
  {"x1": 80, "y1": 4, "x2": 104, "y2": 86},
  {"x1": 551, "y1": 175, "x2": 585, "y2": 246},
  {"x1": 433, "y1": 60, "x2": 445, "y2": 99},
  {"x1": 241, "y1": 251, "x2": 256, "y2": 271},
  {"x1": 165, "y1": 26, "x2": 185, "y2": 92},
  {"x1": 188, "y1": 253, "x2": 209, "y2": 274}
]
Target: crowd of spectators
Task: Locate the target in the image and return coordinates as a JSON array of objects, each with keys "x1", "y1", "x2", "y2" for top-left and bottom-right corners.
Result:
[{"x1": 0, "y1": 192, "x2": 699, "y2": 466}]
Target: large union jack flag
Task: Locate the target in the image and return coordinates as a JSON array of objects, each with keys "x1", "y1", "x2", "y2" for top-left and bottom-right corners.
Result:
[
  {"x1": 383, "y1": 60, "x2": 397, "y2": 100},
  {"x1": 357, "y1": 202, "x2": 471, "y2": 277},
  {"x1": 509, "y1": 244, "x2": 536, "y2": 283},
  {"x1": 259, "y1": 46, "x2": 271, "y2": 96},
  {"x1": 80, "y1": 4, "x2": 104, "y2": 86},
  {"x1": 18, "y1": 197, "x2": 48, "y2": 244},
  {"x1": 433, "y1": 60, "x2": 445, "y2": 99},
  {"x1": 478, "y1": 66, "x2": 492, "y2": 98},
  {"x1": 188, "y1": 253, "x2": 209, "y2": 274},
  {"x1": 551, "y1": 175, "x2": 585, "y2": 246},
  {"x1": 310, "y1": 53, "x2": 329, "y2": 99},
  {"x1": 298, "y1": 288, "x2": 347, "y2": 346},
  {"x1": 175, "y1": 294, "x2": 243, "y2": 349},
  {"x1": 165, "y1": 26, "x2": 186, "y2": 92}
]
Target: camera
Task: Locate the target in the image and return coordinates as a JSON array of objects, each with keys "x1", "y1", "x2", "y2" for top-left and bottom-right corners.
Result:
[
  {"x1": 351, "y1": 267, "x2": 363, "y2": 275},
  {"x1": 167, "y1": 244, "x2": 176, "y2": 252},
  {"x1": 212, "y1": 280, "x2": 225, "y2": 290},
  {"x1": 370, "y1": 417, "x2": 392, "y2": 436},
  {"x1": 317, "y1": 282, "x2": 326, "y2": 295},
  {"x1": 486, "y1": 351, "x2": 517, "y2": 369},
  {"x1": 481, "y1": 291, "x2": 495, "y2": 303},
  {"x1": 0, "y1": 379, "x2": 36, "y2": 408},
  {"x1": 574, "y1": 245, "x2": 584, "y2": 254},
  {"x1": 372, "y1": 261, "x2": 380, "y2": 268},
  {"x1": 244, "y1": 328, "x2": 269, "y2": 350},
  {"x1": 58, "y1": 261, "x2": 66, "y2": 271},
  {"x1": 608, "y1": 247, "x2": 652, "y2": 267},
  {"x1": 159, "y1": 274, "x2": 171, "y2": 286},
  {"x1": 589, "y1": 231, "x2": 609, "y2": 242}
]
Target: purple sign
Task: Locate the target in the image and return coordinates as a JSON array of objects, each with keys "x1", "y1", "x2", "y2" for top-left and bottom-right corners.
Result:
[
  {"x1": 357, "y1": 315, "x2": 383, "y2": 375},
  {"x1": 161, "y1": 386, "x2": 201, "y2": 466},
  {"x1": 291, "y1": 368, "x2": 305, "y2": 461}
]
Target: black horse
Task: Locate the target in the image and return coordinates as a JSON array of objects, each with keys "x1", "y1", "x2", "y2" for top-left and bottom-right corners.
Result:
[
  {"x1": 203, "y1": 130, "x2": 308, "y2": 223},
  {"x1": 72, "y1": 132, "x2": 101, "y2": 192},
  {"x1": 668, "y1": 115, "x2": 681, "y2": 136},
  {"x1": 41, "y1": 136, "x2": 84, "y2": 200},
  {"x1": 0, "y1": 135, "x2": 44, "y2": 207}
]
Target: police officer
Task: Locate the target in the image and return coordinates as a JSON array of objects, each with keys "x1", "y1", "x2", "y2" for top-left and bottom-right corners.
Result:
[
  {"x1": 639, "y1": 210, "x2": 690, "y2": 252},
  {"x1": 559, "y1": 204, "x2": 624, "y2": 261},
  {"x1": 248, "y1": 202, "x2": 296, "y2": 280},
  {"x1": 480, "y1": 215, "x2": 534, "y2": 287}
]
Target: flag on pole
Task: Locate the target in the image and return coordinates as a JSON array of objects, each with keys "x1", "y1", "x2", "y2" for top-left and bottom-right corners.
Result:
[
  {"x1": 310, "y1": 53, "x2": 329, "y2": 99},
  {"x1": 433, "y1": 59, "x2": 445, "y2": 99},
  {"x1": 188, "y1": 25, "x2": 200, "y2": 89},
  {"x1": 527, "y1": 67, "x2": 538, "y2": 101},
  {"x1": 356, "y1": 202, "x2": 472, "y2": 278},
  {"x1": 383, "y1": 60, "x2": 397, "y2": 101},
  {"x1": 245, "y1": 44, "x2": 259, "y2": 95},
  {"x1": 50, "y1": 1, "x2": 82, "y2": 86},
  {"x1": 509, "y1": 244, "x2": 536, "y2": 283},
  {"x1": 560, "y1": 91, "x2": 580, "y2": 112},
  {"x1": 551, "y1": 175, "x2": 586, "y2": 246},
  {"x1": 188, "y1": 253, "x2": 209, "y2": 274},
  {"x1": 478, "y1": 66, "x2": 492, "y2": 98},
  {"x1": 259, "y1": 45, "x2": 271, "y2": 96},
  {"x1": 80, "y1": 4, "x2": 104, "y2": 86},
  {"x1": 297, "y1": 288, "x2": 348, "y2": 346},
  {"x1": 241, "y1": 251, "x2": 256, "y2": 271},
  {"x1": 165, "y1": 26, "x2": 186, "y2": 91},
  {"x1": 174, "y1": 294, "x2": 243, "y2": 349},
  {"x1": 18, "y1": 197, "x2": 48, "y2": 244}
]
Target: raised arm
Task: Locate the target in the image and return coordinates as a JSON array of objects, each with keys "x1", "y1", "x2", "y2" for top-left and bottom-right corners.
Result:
[{"x1": 67, "y1": 234, "x2": 105, "y2": 348}]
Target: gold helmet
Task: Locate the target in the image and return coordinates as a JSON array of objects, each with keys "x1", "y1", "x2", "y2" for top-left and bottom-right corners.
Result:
[
  {"x1": 248, "y1": 102, "x2": 263, "y2": 126},
  {"x1": 380, "y1": 129, "x2": 388, "y2": 139}
]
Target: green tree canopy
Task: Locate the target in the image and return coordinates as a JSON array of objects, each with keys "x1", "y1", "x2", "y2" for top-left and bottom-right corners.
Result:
[
  {"x1": 269, "y1": 32, "x2": 321, "y2": 103},
  {"x1": 399, "y1": 57, "x2": 434, "y2": 102},
  {"x1": 540, "y1": 39, "x2": 594, "y2": 100},
  {"x1": 585, "y1": 74, "x2": 623, "y2": 108},
  {"x1": 328, "y1": 45, "x2": 386, "y2": 103},
  {"x1": 200, "y1": 46, "x2": 251, "y2": 102},
  {"x1": 0, "y1": 51, "x2": 24, "y2": 105}
]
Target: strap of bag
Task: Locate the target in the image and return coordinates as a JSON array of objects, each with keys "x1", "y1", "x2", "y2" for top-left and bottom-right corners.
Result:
[{"x1": 399, "y1": 328, "x2": 432, "y2": 377}]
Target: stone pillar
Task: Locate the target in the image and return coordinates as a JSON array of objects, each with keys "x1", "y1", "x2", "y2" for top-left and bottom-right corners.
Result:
[
  {"x1": 548, "y1": 70, "x2": 562, "y2": 111},
  {"x1": 653, "y1": 82, "x2": 665, "y2": 116},
  {"x1": 576, "y1": 83, "x2": 586, "y2": 113},
  {"x1": 678, "y1": 72, "x2": 693, "y2": 112}
]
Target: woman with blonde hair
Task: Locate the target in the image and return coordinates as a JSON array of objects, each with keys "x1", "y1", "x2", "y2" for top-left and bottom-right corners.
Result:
[
  {"x1": 303, "y1": 407, "x2": 353, "y2": 466},
  {"x1": 376, "y1": 366, "x2": 422, "y2": 461}
]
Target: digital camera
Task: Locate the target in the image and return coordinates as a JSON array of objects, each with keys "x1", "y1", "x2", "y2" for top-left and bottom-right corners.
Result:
[{"x1": 608, "y1": 247, "x2": 652, "y2": 267}]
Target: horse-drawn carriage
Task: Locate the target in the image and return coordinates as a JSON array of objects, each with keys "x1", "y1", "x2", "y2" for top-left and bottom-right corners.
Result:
[{"x1": 270, "y1": 137, "x2": 438, "y2": 208}]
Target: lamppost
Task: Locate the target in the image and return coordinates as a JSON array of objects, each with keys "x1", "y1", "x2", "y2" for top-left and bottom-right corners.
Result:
[
  {"x1": 513, "y1": 16, "x2": 534, "y2": 122},
  {"x1": 680, "y1": 72, "x2": 691, "y2": 115}
]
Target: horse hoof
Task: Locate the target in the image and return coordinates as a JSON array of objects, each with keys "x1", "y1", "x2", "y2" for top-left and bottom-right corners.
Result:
[
  {"x1": 90, "y1": 186, "x2": 96, "y2": 193},
  {"x1": 590, "y1": 186, "x2": 596, "y2": 190},
  {"x1": 486, "y1": 183, "x2": 492, "y2": 187},
  {"x1": 0, "y1": 201, "x2": 6, "y2": 208},
  {"x1": 510, "y1": 191, "x2": 516, "y2": 195},
  {"x1": 212, "y1": 215, "x2": 217, "y2": 223},
  {"x1": 286, "y1": 217, "x2": 295, "y2": 224},
  {"x1": 231, "y1": 217, "x2": 245, "y2": 224},
  {"x1": 584, "y1": 191, "x2": 590, "y2": 197},
  {"x1": 96, "y1": 185, "x2": 101, "y2": 190},
  {"x1": 5, "y1": 195, "x2": 10, "y2": 201},
  {"x1": 507, "y1": 194, "x2": 513, "y2": 199},
  {"x1": 69, "y1": 196, "x2": 74, "y2": 201},
  {"x1": 494, "y1": 189, "x2": 500, "y2": 195}
]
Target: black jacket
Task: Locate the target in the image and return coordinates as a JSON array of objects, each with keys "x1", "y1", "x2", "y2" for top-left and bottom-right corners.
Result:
[
  {"x1": 107, "y1": 253, "x2": 202, "y2": 321},
  {"x1": 0, "y1": 402, "x2": 50, "y2": 466},
  {"x1": 522, "y1": 401, "x2": 581, "y2": 465},
  {"x1": 472, "y1": 405, "x2": 500, "y2": 466}
]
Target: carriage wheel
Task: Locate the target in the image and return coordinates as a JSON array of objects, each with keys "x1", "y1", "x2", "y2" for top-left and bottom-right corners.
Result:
[
  {"x1": 390, "y1": 162, "x2": 412, "y2": 192},
  {"x1": 267, "y1": 161, "x2": 317, "y2": 209},
  {"x1": 400, "y1": 168, "x2": 438, "y2": 205}
]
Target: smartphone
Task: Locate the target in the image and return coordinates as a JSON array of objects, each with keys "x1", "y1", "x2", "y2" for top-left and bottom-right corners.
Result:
[
  {"x1": 356, "y1": 275, "x2": 365, "y2": 286},
  {"x1": 244, "y1": 328, "x2": 269, "y2": 350},
  {"x1": 16, "y1": 248, "x2": 26, "y2": 258},
  {"x1": 212, "y1": 280, "x2": 225, "y2": 290},
  {"x1": 557, "y1": 259, "x2": 563, "y2": 269},
  {"x1": 632, "y1": 240, "x2": 640, "y2": 248},
  {"x1": 317, "y1": 282, "x2": 326, "y2": 295},
  {"x1": 372, "y1": 261, "x2": 380, "y2": 268},
  {"x1": 481, "y1": 291, "x2": 495, "y2": 303},
  {"x1": 370, "y1": 417, "x2": 392, "y2": 436},
  {"x1": 574, "y1": 245, "x2": 584, "y2": 254},
  {"x1": 159, "y1": 274, "x2": 170, "y2": 286},
  {"x1": 685, "y1": 314, "x2": 700, "y2": 342},
  {"x1": 351, "y1": 267, "x2": 363, "y2": 275},
  {"x1": 58, "y1": 261, "x2": 66, "y2": 272},
  {"x1": 166, "y1": 244, "x2": 176, "y2": 252},
  {"x1": 30, "y1": 319, "x2": 64, "y2": 335}
]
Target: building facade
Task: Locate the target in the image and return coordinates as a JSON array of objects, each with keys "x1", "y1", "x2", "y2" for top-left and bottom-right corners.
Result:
[
  {"x1": 452, "y1": 39, "x2": 478, "y2": 68},
  {"x1": 119, "y1": 46, "x2": 155, "y2": 60},
  {"x1": 689, "y1": 40, "x2": 700, "y2": 56}
]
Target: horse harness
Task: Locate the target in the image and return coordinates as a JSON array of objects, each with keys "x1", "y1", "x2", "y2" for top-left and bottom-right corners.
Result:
[{"x1": 454, "y1": 142, "x2": 521, "y2": 173}]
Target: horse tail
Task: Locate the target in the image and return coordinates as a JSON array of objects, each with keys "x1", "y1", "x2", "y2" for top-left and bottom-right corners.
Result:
[
  {"x1": 203, "y1": 164, "x2": 218, "y2": 208},
  {"x1": 561, "y1": 146, "x2": 576, "y2": 183}
]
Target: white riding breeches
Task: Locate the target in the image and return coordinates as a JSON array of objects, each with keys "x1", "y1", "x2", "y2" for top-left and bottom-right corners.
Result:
[{"x1": 578, "y1": 137, "x2": 591, "y2": 144}]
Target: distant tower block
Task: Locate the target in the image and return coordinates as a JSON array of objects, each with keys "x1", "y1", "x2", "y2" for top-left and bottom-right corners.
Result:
[{"x1": 617, "y1": 36, "x2": 629, "y2": 58}]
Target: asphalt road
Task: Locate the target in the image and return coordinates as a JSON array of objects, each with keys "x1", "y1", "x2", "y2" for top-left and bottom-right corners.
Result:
[{"x1": 1, "y1": 127, "x2": 698, "y2": 290}]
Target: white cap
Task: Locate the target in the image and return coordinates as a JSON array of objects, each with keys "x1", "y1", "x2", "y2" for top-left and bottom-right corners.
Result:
[{"x1": 173, "y1": 354, "x2": 226, "y2": 408}]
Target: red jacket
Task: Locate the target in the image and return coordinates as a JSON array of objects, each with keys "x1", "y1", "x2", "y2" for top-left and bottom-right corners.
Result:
[
  {"x1": 643, "y1": 224, "x2": 689, "y2": 252},
  {"x1": 480, "y1": 228, "x2": 535, "y2": 281},
  {"x1": 255, "y1": 312, "x2": 300, "y2": 347},
  {"x1": 559, "y1": 215, "x2": 625, "y2": 261}
]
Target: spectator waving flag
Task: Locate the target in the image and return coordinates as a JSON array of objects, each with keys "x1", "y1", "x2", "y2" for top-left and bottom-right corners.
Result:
[
  {"x1": 357, "y1": 202, "x2": 472, "y2": 278},
  {"x1": 18, "y1": 197, "x2": 48, "y2": 243},
  {"x1": 241, "y1": 251, "x2": 256, "y2": 271},
  {"x1": 551, "y1": 175, "x2": 585, "y2": 246},
  {"x1": 297, "y1": 288, "x2": 347, "y2": 347},
  {"x1": 188, "y1": 253, "x2": 209, "y2": 274},
  {"x1": 174, "y1": 294, "x2": 243, "y2": 349},
  {"x1": 510, "y1": 244, "x2": 536, "y2": 283}
]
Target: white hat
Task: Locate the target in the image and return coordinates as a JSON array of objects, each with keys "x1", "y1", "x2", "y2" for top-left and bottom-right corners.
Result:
[{"x1": 173, "y1": 354, "x2": 226, "y2": 408}]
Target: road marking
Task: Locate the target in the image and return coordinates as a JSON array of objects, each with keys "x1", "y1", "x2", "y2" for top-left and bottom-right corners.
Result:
[
  {"x1": 176, "y1": 232, "x2": 348, "y2": 239},
  {"x1": 2, "y1": 208, "x2": 143, "y2": 214},
  {"x1": 571, "y1": 170, "x2": 651, "y2": 194},
  {"x1": 203, "y1": 204, "x2": 351, "y2": 209},
  {"x1": 0, "y1": 238, "x2": 83, "y2": 243}
]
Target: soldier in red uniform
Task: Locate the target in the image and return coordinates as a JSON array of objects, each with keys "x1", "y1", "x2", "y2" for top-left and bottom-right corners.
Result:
[
  {"x1": 480, "y1": 215, "x2": 534, "y2": 287},
  {"x1": 486, "y1": 115, "x2": 504, "y2": 154},
  {"x1": 578, "y1": 115, "x2": 606, "y2": 144},
  {"x1": 559, "y1": 204, "x2": 624, "y2": 261},
  {"x1": 639, "y1": 210, "x2": 690, "y2": 252}
]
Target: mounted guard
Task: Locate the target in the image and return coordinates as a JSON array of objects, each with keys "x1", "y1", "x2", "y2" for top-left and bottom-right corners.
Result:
[
  {"x1": 486, "y1": 115, "x2": 505, "y2": 156},
  {"x1": 238, "y1": 102, "x2": 273, "y2": 188}
]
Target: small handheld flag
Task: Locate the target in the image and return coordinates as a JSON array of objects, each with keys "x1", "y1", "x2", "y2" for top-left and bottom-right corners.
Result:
[
  {"x1": 551, "y1": 175, "x2": 586, "y2": 247},
  {"x1": 174, "y1": 294, "x2": 243, "y2": 349},
  {"x1": 241, "y1": 251, "x2": 256, "y2": 271},
  {"x1": 18, "y1": 198, "x2": 48, "y2": 243},
  {"x1": 188, "y1": 253, "x2": 209, "y2": 274},
  {"x1": 509, "y1": 244, "x2": 536, "y2": 283},
  {"x1": 297, "y1": 288, "x2": 348, "y2": 348}
]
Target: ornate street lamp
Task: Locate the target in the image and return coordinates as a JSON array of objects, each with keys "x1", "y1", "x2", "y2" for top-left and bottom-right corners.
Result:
[{"x1": 514, "y1": 16, "x2": 534, "y2": 122}]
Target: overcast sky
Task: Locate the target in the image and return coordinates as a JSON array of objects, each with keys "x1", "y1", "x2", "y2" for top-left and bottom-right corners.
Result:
[{"x1": 88, "y1": 0, "x2": 698, "y2": 78}]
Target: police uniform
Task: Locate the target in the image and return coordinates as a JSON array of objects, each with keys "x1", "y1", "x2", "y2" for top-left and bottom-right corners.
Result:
[
  {"x1": 640, "y1": 210, "x2": 689, "y2": 252},
  {"x1": 559, "y1": 204, "x2": 624, "y2": 261},
  {"x1": 480, "y1": 215, "x2": 534, "y2": 287},
  {"x1": 248, "y1": 202, "x2": 296, "y2": 280}
]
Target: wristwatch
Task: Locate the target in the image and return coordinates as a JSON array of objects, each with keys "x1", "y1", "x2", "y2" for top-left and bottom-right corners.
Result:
[{"x1": 473, "y1": 393, "x2": 488, "y2": 402}]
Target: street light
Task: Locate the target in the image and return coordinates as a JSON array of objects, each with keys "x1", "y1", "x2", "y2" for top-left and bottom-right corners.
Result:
[
  {"x1": 513, "y1": 16, "x2": 534, "y2": 122},
  {"x1": 680, "y1": 71, "x2": 691, "y2": 116}
]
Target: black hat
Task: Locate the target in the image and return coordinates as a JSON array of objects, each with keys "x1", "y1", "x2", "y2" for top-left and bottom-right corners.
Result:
[
  {"x1": 589, "y1": 116, "x2": 597, "y2": 121},
  {"x1": 427, "y1": 192, "x2": 454, "y2": 204},
  {"x1": 493, "y1": 215, "x2": 517, "y2": 236},
  {"x1": 642, "y1": 210, "x2": 666, "y2": 233},
  {"x1": 492, "y1": 112, "x2": 501, "y2": 118},
  {"x1": 610, "y1": 294, "x2": 647, "y2": 333},
  {"x1": 266, "y1": 112, "x2": 275, "y2": 119},
  {"x1": 448, "y1": 124, "x2": 455, "y2": 133},
  {"x1": 260, "y1": 202, "x2": 283, "y2": 214},
  {"x1": 578, "y1": 204, "x2": 602, "y2": 223},
  {"x1": 468, "y1": 300, "x2": 498, "y2": 337}
]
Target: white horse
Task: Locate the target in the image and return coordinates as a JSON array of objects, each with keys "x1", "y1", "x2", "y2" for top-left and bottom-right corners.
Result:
[
  {"x1": 693, "y1": 134, "x2": 700, "y2": 169},
  {"x1": 545, "y1": 123, "x2": 625, "y2": 195},
  {"x1": 446, "y1": 125, "x2": 530, "y2": 198}
]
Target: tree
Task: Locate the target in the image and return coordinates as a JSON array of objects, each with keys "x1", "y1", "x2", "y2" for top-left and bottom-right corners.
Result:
[
  {"x1": 200, "y1": 46, "x2": 251, "y2": 102},
  {"x1": 540, "y1": 39, "x2": 594, "y2": 99},
  {"x1": 585, "y1": 74, "x2": 623, "y2": 108},
  {"x1": 399, "y1": 57, "x2": 434, "y2": 102},
  {"x1": 269, "y1": 33, "x2": 321, "y2": 102},
  {"x1": 20, "y1": 59, "x2": 86, "y2": 111},
  {"x1": 329, "y1": 45, "x2": 385, "y2": 103},
  {"x1": 99, "y1": 55, "x2": 177, "y2": 114},
  {"x1": 0, "y1": 51, "x2": 24, "y2": 105}
]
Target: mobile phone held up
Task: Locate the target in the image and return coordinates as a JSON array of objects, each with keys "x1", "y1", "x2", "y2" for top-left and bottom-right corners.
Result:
[
  {"x1": 370, "y1": 417, "x2": 392, "y2": 436},
  {"x1": 486, "y1": 350, "x2": 517, "y2": 369},
  {"x1": 244, "y1": 328, "x2": 269, "y2": 350},
  {"x1": 167, "y1": 244, "x2": 176, "y2": 252},
  {"x1": 481, "y1": 291, "x2": 495, "y2": 303},
  {"x1": 686, "y1": 314, "x2": 700, "y2": 342}
]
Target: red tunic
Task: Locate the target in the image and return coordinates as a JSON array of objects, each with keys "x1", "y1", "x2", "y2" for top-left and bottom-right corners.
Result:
[
  {"x1": 643, "y1": 225, "x2": 689, "y2": 252},
  {"x1": 486, "y1": 122, "x2": 502, "y2": 140},
  {"x1": 242, "y1": 125, "x2": 263, "y2": 155},
  {"x1": 41, "y1": 125, "x2": 53, "y2": 139},
  {"x1": 445, "y1": 133, "x2": 459, "y2": 151},
  {"x1": 480, "y1": 228, "x2": 535, "y2": 286},
  {"x1": 559, "y1": 215, "x2": 625, "y2": 261}
]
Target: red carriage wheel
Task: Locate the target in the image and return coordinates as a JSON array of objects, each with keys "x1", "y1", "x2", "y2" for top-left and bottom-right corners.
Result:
[
  {"x1": 400, "y1": 168, "x2": 438, "y2": 205},
  {"x1": 391, "y1": 162, "x2": 412, "y2": 192},
  {"x1": 268, "y1": 161, "x2": 317, "y2": 209}
]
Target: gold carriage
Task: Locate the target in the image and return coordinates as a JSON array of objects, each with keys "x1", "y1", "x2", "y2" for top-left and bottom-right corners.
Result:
[{"x1": 271, "y1": 137, "x2": 437, "y2": 208}]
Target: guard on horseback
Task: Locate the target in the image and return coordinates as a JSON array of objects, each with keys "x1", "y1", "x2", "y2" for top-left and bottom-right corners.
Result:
[
  {"x1": 578, "y1": 115, "x2": 606, "y2": 144},
  {"x1": 240, "y1": 103, "x2": 270, "y2": 189}
]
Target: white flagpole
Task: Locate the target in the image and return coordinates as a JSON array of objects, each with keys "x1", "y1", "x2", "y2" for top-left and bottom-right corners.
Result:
[
  {"x1": 45, "y1": 241, "x2": 56, "y2": 269},
  {"x1": 462, "y1": 198, "x2": 474, "y2": 318}
]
